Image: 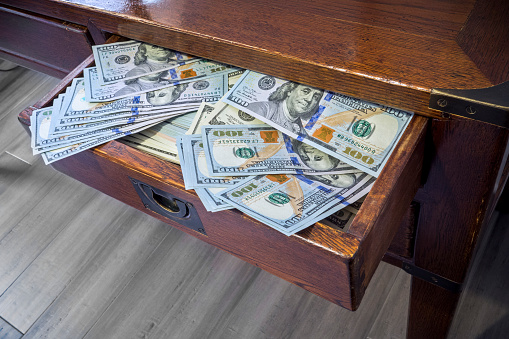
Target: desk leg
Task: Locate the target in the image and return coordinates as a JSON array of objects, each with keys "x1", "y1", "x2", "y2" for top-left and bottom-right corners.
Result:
[
  {"x1": 407, "y1": 277, "x2": 460, "y2": 339},
  {"x1": 406, "y1": 118, "x2": 509, "y2": 338}
]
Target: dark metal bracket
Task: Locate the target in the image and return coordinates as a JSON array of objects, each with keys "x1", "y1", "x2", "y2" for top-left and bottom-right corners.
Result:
[
  {"x1": 402, "y1": 263, "x2": 462, "y2": 293},
  {"x1": 429, "y1": 81, "x2": 509, "y2": 128},
  {"x1": 130, "y1": 177, "x2": 206, "y2": 236}
]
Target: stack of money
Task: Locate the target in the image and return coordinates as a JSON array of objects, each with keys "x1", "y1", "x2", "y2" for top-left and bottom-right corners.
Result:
[
  {"x1": 29, "y1": 39, "x2": 413, "y2": 236},
  {"x1": 177, "y1": 123, "x2": 373, "y2": 235},
  {"x1": 177, "y1": 70, "x2": 414, "y2": 236},
  {"x1": 118, "y1": 112, "x2": 197, "y2": 163},
  {"x1": 29, "y1": 40, "x2": 241, "y2": 164}
]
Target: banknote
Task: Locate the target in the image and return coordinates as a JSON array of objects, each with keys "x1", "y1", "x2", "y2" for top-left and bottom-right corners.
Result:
[
  {"x1": 344, "y1": 195, "x2": 364, "y2": 214},
  {"x1": 120, "y1": 112, "x2": 196, "y2": 164},
  {"x1": 93, "y1": 40, "x2": 196, "y2": 85},
  {"x1": 30, "y1": 106, "x2": 55, "y2": 151},
  {"x1": 186, "y1": 102, "x2": 216, "y2": 134},
  {"x1": 31, "y1": 106, "x2": 168, "y2": 153},
  {"x1": 55, "y1": 78, "x2": 118, "y2": 118},
  {"x1": 320, "y1": 209, "x2": 355, "y2": 232},
  {"x1": 122, "y1": 132, "x2": 174, "y2": 151},
  {"x1": 185, "y1": 70, "x2": 247, "y2": 134},
  {"x1": 195, "y1": 187, "x2": 234, "y2": 212},
  {"x1": 55, "y1": 106, "x2": 195, "y2": 127},
  {"x1": 187, "y1": 101, "x2": 266, "y2": 135},
  {"x1": 176, "y1": 137, "x2": 233, "y2": 211},
  {"x1": 139, "y1": 124, "x2": 186, "y2": 145},
  {"x1": 320, "y1": 195, "x2": 365, "y2": 231},
  {"x1": 180, "y1": 135, "x2": 243, "y2": 189},
  {"x1": 203, "y1": 101, "x2": 265, "y2": 127},
  {"x1": 215, "y1": 172, "x2": 374, "y2": 235},
  {"x1": 40, "y1": 115, "x2": 171, "y2": 164},
  {"x1": 47, "y1": 78, "x2": 201, "y2": 144},
  {"x1": 156, "y1": 112, "x2": 197, "y2": 139},
  {"x1": 222, "y1": 70, "x2": 413, "y2": 177},
  {"x1": 121, "y1": 137, "x2": 179, "y2": 163},
  {"x1": 226, "y1": 69, "x2": 246, "y2": 90},
  {"x1": 201, "y1": 125, "x2": 361, "y2": 176},
  {"x1": 51, "y1": 78, "x2": 207, "y2": 136},
  {"x1": 85, "y1": 60, "x2": 240, "y2": 102},
  {"x1": 167, "y1": 112, "x2": 196, "y2": 130},
  {"x1": 46, "y1": 94, "x2": 65, "y2": 138},
  {"x1": 51, "y1": 110, "x2": 183, "y2": 136},
  {"x1": 176, "y1": 136, "x2": 192, "y2": 182}
]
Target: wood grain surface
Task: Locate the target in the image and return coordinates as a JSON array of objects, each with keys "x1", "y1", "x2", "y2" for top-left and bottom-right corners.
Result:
[
  {"x1": 414, "y1": 119, "x2": 509, "y2": 282},
  {"x1": 456, "y1": 0, "x2": 509, "y2": 85},
  {"x1": 0, "y1": 317, "x2": 21, "y2": 339},
  {"x1": 2, "y1": 0, "x2": 505, "y2": 120}
]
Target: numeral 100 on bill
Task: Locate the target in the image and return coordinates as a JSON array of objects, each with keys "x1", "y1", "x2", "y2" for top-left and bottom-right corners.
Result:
[
  {"x1": 230, "y1": 183, "x2": 258, "y2": 198},
  {"x1": 343, "y1": 147, "x2": 375, "y2": 165}
]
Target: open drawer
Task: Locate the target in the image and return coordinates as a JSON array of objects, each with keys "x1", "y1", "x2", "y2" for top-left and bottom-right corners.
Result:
[{"x1": 18, "y1": 52, "x2": 427, "y2": 311}]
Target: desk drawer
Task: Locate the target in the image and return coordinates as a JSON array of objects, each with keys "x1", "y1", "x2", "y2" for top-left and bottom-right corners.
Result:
[
  {"x1": 0, "y1": 5, "x2": 92, "y2": 78},
  {"x1": 18, "y1": 53, "x2": 427, "y2": 311}
]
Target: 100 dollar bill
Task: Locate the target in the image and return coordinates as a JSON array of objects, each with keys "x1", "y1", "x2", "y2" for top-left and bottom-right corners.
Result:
[
  {"x1": 215, "y1": 172, "x2": 374, "y2": 236},
  {"x1": 85, "y1": 60, "x2": 239, "y2": 102},
  {"x1": 176, "y1": 137, "x2": 233, "y2": 211},
  {"x1": 41, "y1": 115, "x2": 170, "y2": 164},
  {"x1": 48, "y1": 77, "x2": 199, "y2": 137},
  {"x1": 187, "y1": 101, "x2": 265, "y2": 135},
  {"x1": 31, "y1": 106, "x2": 175, "y2": 153},
  {"x1": 222, "y1": 71, "x2": 413, "y2": 177},
  {"x1": 201, "y1": 125, "x2": 360, "y2": 176},
  {"x1": 180, "y1": 135, "x2": 243, "y2": 189},
  {"x1": 93, "y1": 40, "x2": 196, "y2": 85}
]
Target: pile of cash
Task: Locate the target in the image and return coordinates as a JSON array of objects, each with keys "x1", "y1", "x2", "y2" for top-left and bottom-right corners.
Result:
[
  {"x1": 29, "y1": 40, "x2": 241, "y2": 164},
  {"x1": 178, "y1": 70, "x2": 414, "y2": 235},
  {"x1": 29, "y1": 39, "x2": 414, "y2": 236}
]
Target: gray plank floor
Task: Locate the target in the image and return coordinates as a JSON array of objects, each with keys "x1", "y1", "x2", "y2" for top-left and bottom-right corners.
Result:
[{"x1": 0, "y1": 65, "x2": 508, "y2": 339}]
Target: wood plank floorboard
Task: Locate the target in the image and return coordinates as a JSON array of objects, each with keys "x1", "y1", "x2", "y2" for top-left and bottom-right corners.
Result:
[
  {"x1": 0, "y1": 157, "x2": 61, "y2": 242},
  {"x1": 21, "y1": 208, "x2": 174, "y2": 339},
  {"x1": 367, "y1": 269, "x2": 411, "y2": 338},
  {"x1": 82, "y1": 231, "x2": 401, "y2": 339},
  {"x1": 0, "y1": 192, "x2": 128, "y2": 332},
  {"x1": 0, "y1": 63, "x2": 508, "y2": 338},
  {"x1": 0, "y1": 67, "x2": 60, "y2": 163},
  {"x1": 0, "y1": 167, "x2": 100, "y2": 295},
  {"x1": 0, "y1": 316, "x2": 22, "y2": 339},
  {"x1": 0, "y1": 152, "x2": 31, "y2": 196}
]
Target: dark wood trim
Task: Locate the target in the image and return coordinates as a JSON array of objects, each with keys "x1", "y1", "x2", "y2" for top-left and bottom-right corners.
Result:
[
  {"x1": 0, "y1": 50, "x2": 68, "y2": 79},
  {"x1": 456, "y1": 0, "x2": 509, "y2": 85},
  {"x1": 407, "y1": 277, "x2": 461, "y2": 339}
]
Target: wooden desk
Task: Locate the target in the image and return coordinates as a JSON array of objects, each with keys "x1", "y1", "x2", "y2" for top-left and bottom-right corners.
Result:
[{"x1": 2, "y1": 0, "x2": 508, "y2": 337}]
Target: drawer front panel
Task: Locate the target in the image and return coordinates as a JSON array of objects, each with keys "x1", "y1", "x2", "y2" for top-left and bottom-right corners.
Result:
[
  {"x1": 0, "y1": 5, "x2": 92, "y2": 77},
  {"x1": 50, "y1": 144, "x2": 361, "y2": 309}
]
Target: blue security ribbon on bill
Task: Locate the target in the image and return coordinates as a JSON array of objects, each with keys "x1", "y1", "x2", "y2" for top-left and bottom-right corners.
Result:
[{"x1": 305, "y1": 105, "x2": 326, "y2": 131}]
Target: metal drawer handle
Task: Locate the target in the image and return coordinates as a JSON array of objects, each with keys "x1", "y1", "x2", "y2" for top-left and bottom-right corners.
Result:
[
  {"x1": 152, "y1": 191, "x2": 180, "y2": 213},
  {"x1": 129, "y1": 177, "x2": 206, "y2": 235},
  {"x1": 149, "y1": 186, "x2": 186, "y2": 216}
]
